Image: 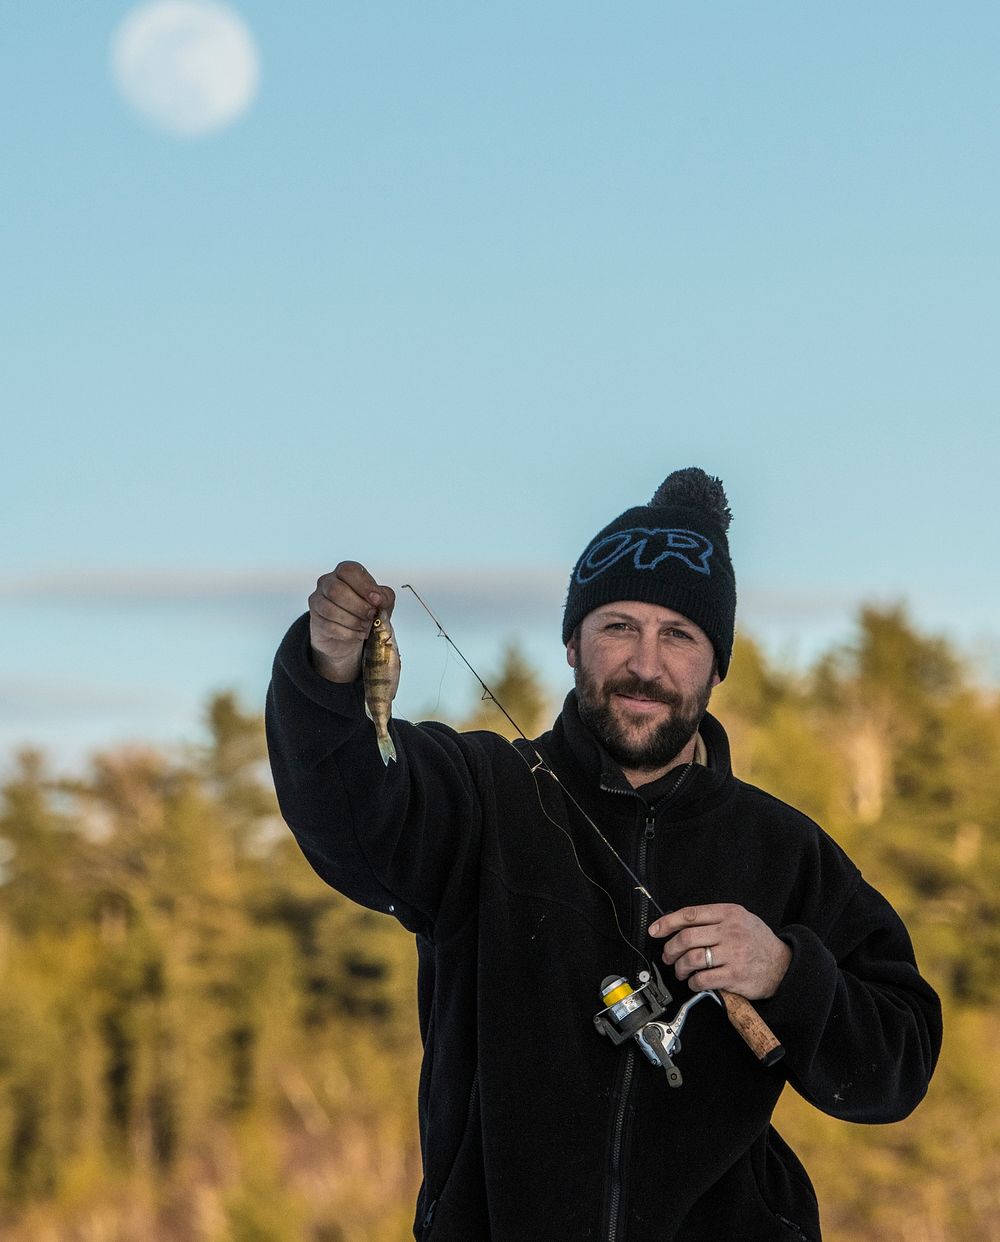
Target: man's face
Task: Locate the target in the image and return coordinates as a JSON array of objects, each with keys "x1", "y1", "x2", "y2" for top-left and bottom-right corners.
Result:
[{"x1": 566, "y1": 601, "x2": 719, "y2": 777}]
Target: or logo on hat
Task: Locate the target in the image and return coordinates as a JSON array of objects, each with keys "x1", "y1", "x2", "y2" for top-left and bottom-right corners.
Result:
[{"x1": 575, "y1": 527, "x2": 714, "y2": 584}]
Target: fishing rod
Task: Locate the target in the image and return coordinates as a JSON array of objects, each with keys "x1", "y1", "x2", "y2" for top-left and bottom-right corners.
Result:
[
  {"x1": 400, "y1": 583, "x2": 784, "y2": 1069},
  {"x1": 402, "y1": 583, "x2": 655, "y2": 905}
]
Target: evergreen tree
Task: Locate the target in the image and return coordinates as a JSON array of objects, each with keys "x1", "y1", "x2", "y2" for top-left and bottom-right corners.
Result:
[
  {"x1": 456, "y1": 639, "x2": 552, "y2": 740},
  {"x1": 0, "y1": 617, "x2": 998, "y2": 1240}
]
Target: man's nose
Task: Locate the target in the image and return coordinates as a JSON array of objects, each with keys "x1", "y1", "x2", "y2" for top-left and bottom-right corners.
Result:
[{"x1": 625, "y1": 632, "x2": 662, "y2": 682}]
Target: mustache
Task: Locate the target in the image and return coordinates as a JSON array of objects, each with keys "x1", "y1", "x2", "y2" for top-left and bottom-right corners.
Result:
[{"x1": 605, "y1": 676, "x2": 682, "y2": 706}]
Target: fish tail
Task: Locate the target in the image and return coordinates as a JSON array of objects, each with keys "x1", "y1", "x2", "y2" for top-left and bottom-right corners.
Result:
[{"x1": 378, "y1": 731, "x2": 397, "y2": 766}]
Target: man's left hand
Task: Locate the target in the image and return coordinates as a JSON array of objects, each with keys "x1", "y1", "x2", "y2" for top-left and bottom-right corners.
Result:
[{"x1": 648, "y1": 904, "x2": 792, "y2": 1000}]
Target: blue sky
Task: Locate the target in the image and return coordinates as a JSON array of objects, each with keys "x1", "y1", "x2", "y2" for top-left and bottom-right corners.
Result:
[{"x1": 3, "y1": 2, "x2": 999, "y2": 770}]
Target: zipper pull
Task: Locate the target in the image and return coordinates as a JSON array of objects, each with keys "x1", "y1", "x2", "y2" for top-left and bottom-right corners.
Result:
[{"x1": 645, "y1": 813, "x2": 655, "y2": 840}]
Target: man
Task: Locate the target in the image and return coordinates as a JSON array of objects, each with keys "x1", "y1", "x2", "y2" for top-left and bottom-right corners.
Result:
[{"x1": 266, "y1": 468, "x2": 941, "y2": 1241}]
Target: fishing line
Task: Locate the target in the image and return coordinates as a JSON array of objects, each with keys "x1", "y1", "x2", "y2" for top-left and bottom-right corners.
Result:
[
  {"x1": 402, "y1": 584, "x2": 531, "y2": 741},
  {"x1": 400, "y1": 590, "x2": 463, "y2": 720},
  {"x1": 428, "y1": 627, "x2": 461, "y2": 719},
  {"x1": 401, "y1": 582, "x2": 662, "y2": 966},
  {"x1": 518, "y1": 744, "x2": 653, "y2": 966}
]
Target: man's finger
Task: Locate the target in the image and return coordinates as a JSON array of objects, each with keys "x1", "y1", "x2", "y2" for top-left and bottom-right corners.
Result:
[
  {"x1": 672, "y1": 943, "x2": 721, "y2": 980},
  {"x1": 310, "y1": 585, "x2": 373, "y2": 628},
  {"x1": 312, "y1": 565, "x2": 396, "y2": 619},
  {"x1": 648, "y1": 905, "x2": 728, "y2": 938},
  {"x1": 331, "y1": 559, "x2": 377, "y2": 593},
  {"x1": 328, "y1": 563, "x2": 396, "y2": 616},
  {"x1": 659, "y1": 925, "x2": 717, "y2": 965}
]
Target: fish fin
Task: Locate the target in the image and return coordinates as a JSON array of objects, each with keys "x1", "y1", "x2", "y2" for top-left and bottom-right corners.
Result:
[
  {"x1": 378, "y1": 733, "x2": 397, "y2": 766},
  {"x1": 364, "y1": 700, "x2": 373, "y2": 722}
]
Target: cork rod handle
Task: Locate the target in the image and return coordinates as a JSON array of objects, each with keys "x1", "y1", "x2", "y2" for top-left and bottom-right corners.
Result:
[{"x1": 719, "y1": 991, "x2": 785, "y2": 1066}]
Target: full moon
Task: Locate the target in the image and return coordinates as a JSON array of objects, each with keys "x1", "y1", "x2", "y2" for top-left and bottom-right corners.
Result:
[{"x1": 110, "y1": 0, "x2": 260, "y2": 138}]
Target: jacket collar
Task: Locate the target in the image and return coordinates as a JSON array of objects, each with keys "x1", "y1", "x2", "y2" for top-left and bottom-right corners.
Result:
[{"x1": 548, "y1": 691, "x2": 735, "y2": 816}]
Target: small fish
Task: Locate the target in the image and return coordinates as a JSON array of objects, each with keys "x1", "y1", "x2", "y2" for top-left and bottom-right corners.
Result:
[{"x1": 362, "y1": 608, "x2": 401, "y2": 765}]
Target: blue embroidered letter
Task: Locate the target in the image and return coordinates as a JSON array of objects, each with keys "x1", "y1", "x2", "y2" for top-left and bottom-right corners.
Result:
[{"x1": 575, "y1": 527, "x2": 714, "y2": 584}]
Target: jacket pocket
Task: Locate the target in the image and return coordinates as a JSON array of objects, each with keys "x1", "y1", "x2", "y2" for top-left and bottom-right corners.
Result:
[
  {"x1": 676, "y1": 1136, "x2": 819, "y2": 1242},
  {"x1": 776, "y1": 1214, "x2": 812, "y2": 1240},
  {"x1": 422, "y1": 1072, "x2": 487, "y2": 1240},
  {"x1": 749, "y1": 1127, "x2": 820, "y2": 1242}
]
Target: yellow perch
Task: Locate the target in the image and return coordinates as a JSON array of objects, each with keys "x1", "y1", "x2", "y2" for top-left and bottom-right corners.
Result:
[{"x1": 362, "y1": 608, "x2": 401, "y2": 765}]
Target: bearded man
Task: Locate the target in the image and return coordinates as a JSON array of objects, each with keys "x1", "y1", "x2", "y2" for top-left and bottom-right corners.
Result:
[{"x1": 266, "y1": 468, "x2": 941, "y2": 1241}]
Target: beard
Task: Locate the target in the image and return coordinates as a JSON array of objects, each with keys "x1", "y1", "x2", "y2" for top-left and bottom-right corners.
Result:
[{"x1": 574, "y1": 660, "x2": 714, "y2": 774}]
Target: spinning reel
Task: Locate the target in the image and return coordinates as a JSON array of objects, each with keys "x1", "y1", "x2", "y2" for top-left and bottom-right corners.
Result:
[{"x1": 593, "y1": 968, "x2": 722, "y2": 1087}]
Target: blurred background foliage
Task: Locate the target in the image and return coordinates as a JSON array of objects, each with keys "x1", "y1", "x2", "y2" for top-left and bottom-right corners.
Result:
[{"x1": 0, "y1": 606, "x2": 997, "y2": 1240}]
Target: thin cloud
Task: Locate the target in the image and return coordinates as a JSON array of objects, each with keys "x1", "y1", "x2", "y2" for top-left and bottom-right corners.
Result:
[
  {"x1": 0, "y1": 570, "x2": 305, "y2": 604},
  {"x1": 1, "y1": 567, "x2": 862, "y2": 625},
  {"x1": 738, "y1": 584, "x2": 861, "y2": 623},
  {"x1": 0, "y1": 567, "x2": 568, "y2": 618},
  {"x1": 0, "y1": 678, "x2": 175, "y2": 723}
]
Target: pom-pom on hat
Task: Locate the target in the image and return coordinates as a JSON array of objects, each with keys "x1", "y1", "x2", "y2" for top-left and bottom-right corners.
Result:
[{"x1": 562, "y1": 467, "x2": 737, "y2": 678}]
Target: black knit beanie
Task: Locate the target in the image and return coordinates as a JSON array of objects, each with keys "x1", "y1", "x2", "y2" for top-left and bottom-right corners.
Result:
[{"x1": 562, "y1": 468, "x2": 737, "y2": 678}]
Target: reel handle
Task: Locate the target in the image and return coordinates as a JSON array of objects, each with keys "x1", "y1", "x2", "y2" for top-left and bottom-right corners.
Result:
[{"x1": 719, "y1": 991, "x2": 785, "y2": 1066}]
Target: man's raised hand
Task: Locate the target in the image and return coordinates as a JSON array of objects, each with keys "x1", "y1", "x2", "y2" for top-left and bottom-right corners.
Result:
[{"x1": 308, "y1": 561, "x2": 396, "y2": 683}]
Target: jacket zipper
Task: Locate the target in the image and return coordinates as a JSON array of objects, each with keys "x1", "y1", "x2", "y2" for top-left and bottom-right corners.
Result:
[
  {"x1": 606, "y1": 809, "x2": 657, "y2": 1242},
  {"x1": 606, "y1": 1044, "x2": 635, "y2": 1242},
  {"x1": 601, "y1": 764, "x2": 693, "y2": 1241},
  {"x1": 638, "y1": 811, "x2": 655, "y2": 945}
]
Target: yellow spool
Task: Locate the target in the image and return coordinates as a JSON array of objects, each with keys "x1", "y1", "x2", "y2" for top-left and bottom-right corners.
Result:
[{"x1": 601, "y1": 979, "x2": 634, "y2": 1007}]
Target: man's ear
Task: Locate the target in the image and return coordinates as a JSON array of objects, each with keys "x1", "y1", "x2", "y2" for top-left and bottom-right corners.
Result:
[{"x1": 566, "y1": 636, "x2": 578, "y2": 670}]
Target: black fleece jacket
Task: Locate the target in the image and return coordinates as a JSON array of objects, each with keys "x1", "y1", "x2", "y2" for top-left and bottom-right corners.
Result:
[{"x1": 266, "y1": 614, "x2": 942, "y2": 1242}]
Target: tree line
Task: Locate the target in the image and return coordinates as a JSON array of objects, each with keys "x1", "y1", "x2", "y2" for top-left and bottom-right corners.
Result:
[{"x1": 0, "y1": 606, "x2": 997, "y2": 1240}]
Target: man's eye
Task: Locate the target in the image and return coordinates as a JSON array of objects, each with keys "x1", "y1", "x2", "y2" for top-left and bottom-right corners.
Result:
[{"x1": 666, "y1": 629, "x2": 692, "y2": 640}]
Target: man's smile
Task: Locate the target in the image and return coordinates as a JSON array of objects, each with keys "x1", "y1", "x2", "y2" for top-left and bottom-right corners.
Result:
[
  {"x1": 605, "y1": 678, "x2": 680, "y2": 716},
  {"x1": 613, "y1": 691, "x2": 668, "y2": 714}
]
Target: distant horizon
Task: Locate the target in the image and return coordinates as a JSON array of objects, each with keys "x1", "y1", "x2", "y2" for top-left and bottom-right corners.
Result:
[{"x1": 4, "y1": 560, "x2": 996, "y2": 778}]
